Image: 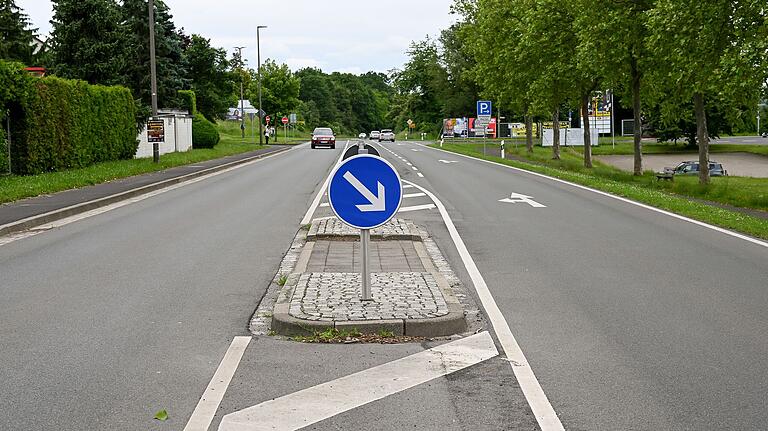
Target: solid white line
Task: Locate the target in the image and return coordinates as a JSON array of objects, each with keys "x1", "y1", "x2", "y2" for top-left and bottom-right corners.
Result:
[
  {"x1": 417, "y1": 173, "x2": 424, "y2": 178},
  {"x1": 398, "y1": 203, "x2": 436, "y2": 213},
  {"x1": 218, "y1": 332, "x2": 498, "y2": 431},
  {"x1": 300, "y1": 142, "x2": 349, "y2": 225},
  {"x1": 420, "y1": 144, "x2": 768, "y2": 249},
  {"x1": 403, "y1": 179, "x2": 565, "y2": 430},
  {"x1": 184, "y1": 336, "x2": 251, "y2": 431},
  {"x1": 403, "y1": 192, "x2": 426, "y2": 198},
  {"x1": 0, "y1": 148, "x2": 300, "y2": 247}
]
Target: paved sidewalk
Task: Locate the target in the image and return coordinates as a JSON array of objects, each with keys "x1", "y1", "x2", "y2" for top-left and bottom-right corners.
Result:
[
  {"x1": 268, "y1": 218, "x2": 470, "y2": 337},
  {"x1": 0, "y1": 145, "x2": 291, "y2": 234}
]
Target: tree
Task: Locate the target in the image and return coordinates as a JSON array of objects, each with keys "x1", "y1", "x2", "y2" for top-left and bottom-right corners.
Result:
[
  {"x1": 182, "y1": 34, "x2": 235, "y2": 121},
  {"x1": 576, "y1": 0, "x2": 653, "y2": 175},
  {"x1": 647, "y1": 0, "x2": 767, "y2": 184},
  {"x1": 48, "y1": 0, "x2": 125, "y2": 86},
  {"x1": 122, "y1": 0, "x2": 187, "y2": 114},
  {"x1": 254, "y1": 59, "x2": 300, "y2": 119},
  {"x1": 0, "y1": 0, "x2": 36, "y2": 64}
]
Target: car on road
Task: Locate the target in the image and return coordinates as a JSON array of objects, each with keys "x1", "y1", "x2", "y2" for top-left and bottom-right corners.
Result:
[
  {"x1": 379, "y1": 129, "x2": 395, "y2": 142},
  {"x1": 672, "y1": 161, "x2": 728, "y2": 176},
  {"x1": 370, "y1": 131, "x2": 380, "y2": 140},
  {"x1": 311, "y1": 127, "x2": 336, "y2": 149}
]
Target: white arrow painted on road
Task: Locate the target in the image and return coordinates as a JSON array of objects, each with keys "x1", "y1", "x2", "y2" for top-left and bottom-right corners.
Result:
[
  {"x1": 499, "y1": 192, "x2": 546, "y2": 208},
  {"x1": 343, "y1": 171, "x2": 386, "y2": 212},
  {"x1": 439, "y1": 160, "x2": 458, "y2": 164}
]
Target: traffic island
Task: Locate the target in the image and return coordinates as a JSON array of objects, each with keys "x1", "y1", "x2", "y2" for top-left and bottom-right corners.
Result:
[{"x1": 254, "y1": 217, "x2": 475, "y2": 339}]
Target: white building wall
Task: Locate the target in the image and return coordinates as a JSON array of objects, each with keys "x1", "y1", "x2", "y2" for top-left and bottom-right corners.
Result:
[{"x1": 135, "y1": 116, "x2": 193, "y2": 158}]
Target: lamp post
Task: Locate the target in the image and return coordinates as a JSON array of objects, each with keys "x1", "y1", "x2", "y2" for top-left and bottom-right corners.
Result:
[
  {"x1": 234, "y1": 46, "x2": 246, "y2": 138},
  {"x1": 148, "y1": 0, "x2": 159, "y2": 163},
  {"x1": 257, "y1": 25, "x2": 267, "y2": 146}
]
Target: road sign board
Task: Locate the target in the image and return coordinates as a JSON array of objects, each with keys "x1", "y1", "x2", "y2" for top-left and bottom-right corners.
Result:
[
  {"x1": 147, "y1": 119, "x2": 164, "y2": 143},
  {"x1": 477, "y1": 100, "x2": 492, "y2": 117},
  {"x1": 282, "y1": 116, "x2": 289, "y2": 125},
  {"x1": 289, "y1": 113, "x2": 297, "y2": 123},
  {"x1": 328, "y1": 154, "x2": 402, "y2": 230}
]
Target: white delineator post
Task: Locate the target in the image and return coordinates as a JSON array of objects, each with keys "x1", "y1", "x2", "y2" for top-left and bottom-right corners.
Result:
[{"x1": 501, "y1": 140, "x2": 505, "y2": 159}]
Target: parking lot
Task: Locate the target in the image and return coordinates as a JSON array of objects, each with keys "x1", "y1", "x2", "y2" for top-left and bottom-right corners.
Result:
[{"x1": 597, "y1": 153, "x2": 768, "y2": 177}]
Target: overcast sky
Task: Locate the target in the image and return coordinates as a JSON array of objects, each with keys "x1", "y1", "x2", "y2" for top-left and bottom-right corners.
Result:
[{"x1": 22, "y1": 0, "x2": 458, "y2": 74}]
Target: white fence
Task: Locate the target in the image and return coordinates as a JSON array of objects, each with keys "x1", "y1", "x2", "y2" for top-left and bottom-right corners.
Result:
[
  {"x1": 135, "y1": 115, "x2": 193, "y2": 158},
  {"x1": 542, "y1": 128, "x2": 598, "y2": 147}
]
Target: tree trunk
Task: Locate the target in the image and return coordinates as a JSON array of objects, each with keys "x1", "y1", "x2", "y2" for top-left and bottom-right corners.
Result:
[
  {"x1": 552, "y1": 108, "x2": 560, "y2": 160},
  {"x1": 582, "y1": 92, "x2": 593, "y2": 168},
  {"x1": 694, "y1": 92, "x2": 710, "y2": 185},
  {"x1": 525, "y1": 114, "x2": 533, "y2": 153},
  {"x1": 631, "y1": 57, "x2": 643, "y2": 176}
]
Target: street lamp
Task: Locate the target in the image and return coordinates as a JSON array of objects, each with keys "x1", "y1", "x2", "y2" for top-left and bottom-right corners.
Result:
[
  {"x1": 234, "y1": 46, "x2": 246, "y2": 138},
  {"x1": 148, "y1": 0, "x2": 159, "y2": 163},
  {"x1": 257, "y1": 25, "x2": 267, "y2": 146}
]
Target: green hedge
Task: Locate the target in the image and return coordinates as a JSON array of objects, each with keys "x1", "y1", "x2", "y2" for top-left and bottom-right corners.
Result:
[
  {"x1": 0, "y1": 61, "x2": 137, "y2": 175},
  {"x1": 178, "y1": 90, "x2": 197, "y2": 115},
  {"x1": 192, "y1": 113, "x2": 219, "y2": 148}
]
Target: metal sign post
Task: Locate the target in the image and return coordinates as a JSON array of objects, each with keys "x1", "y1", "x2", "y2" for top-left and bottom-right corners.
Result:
[{"x1": 328, "y1": 148, "x2": 402, "y2": 302}]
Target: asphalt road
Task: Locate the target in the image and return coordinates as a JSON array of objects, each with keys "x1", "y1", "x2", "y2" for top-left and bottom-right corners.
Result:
[
  {"x1": 0, "y1": 141, "x2": 536, "y2": 430},
  {"x1": 370, "y1": 140, "x2": 768, "y2": 430}
]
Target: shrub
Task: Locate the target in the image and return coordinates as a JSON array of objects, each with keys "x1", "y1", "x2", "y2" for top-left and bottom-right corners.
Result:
[
  {"x1": 178, "y1": 90, "x2": 197, "y2": 115},
  {"x1": 0, "y1": 61, "x2": 137, "y2": 175},
  {"x1": 192, "y1": 113, "x2": 219, "y2": 148}
]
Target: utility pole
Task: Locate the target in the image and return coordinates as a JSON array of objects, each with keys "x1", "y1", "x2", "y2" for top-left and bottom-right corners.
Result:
[
  {"x1": 234, "y1": 46, "x2": 246, "y2": 138},
  {"x1": 148, "y1": 0, "x2": 159, "y2": 163},
  {"x1": 257, "y1": 26, "x2": 267, "y2": 146}
]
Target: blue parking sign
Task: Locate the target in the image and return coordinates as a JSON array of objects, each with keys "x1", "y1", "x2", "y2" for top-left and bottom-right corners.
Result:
[
  {"x1": 477, "y1": 100, "x2": 492, "y2": 116},
  {"x1": 328, "y1": 154, "x2": 403, "y2": 230}
]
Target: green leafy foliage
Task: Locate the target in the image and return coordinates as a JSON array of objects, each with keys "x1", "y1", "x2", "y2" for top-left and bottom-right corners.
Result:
[
  {"x1": 191, "y1": 113, "x2": 219, "y2": 148},
  {"x1": 181, "y1": 34, "x2": 234, "y2": 122},
  {"x1": 177, "y1": 89, "x2": 196, "y2": 115},
  {"x1": 153, "y1": 409, "x2": 168, "y2": 421}
]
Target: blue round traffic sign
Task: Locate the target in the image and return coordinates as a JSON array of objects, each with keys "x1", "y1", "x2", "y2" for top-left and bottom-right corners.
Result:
[{"x1": 328, "y1": 154, "x2": 402, "y2": 230}]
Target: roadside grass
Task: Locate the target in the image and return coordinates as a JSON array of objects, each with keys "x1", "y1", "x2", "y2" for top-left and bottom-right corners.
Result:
[
  {"x1": 434, "y1": 142, "x2": 768, "y2": 240},
  {"x1": 0, "y1": 121, "x2": 270, "y2": 204},
  {"x1": 289, "y1": 327, "x2": 424, "y2": 344}
]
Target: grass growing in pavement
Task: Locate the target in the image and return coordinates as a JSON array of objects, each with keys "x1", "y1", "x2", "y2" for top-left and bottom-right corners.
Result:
[
  {"x1": 433, "y1": 142, "x2": 768, "y2": 240},
  {"x1": 0, "y1": 121, "x2": 271, "y2": 205},
  {"x1": 290, "y1": 327, "x2": 424, "y2": 344}
]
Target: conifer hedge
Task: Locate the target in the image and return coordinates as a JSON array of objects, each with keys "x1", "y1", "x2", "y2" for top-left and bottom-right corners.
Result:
[{"x1": 0, "y1": 61, "x2": 137, "y2": 174}]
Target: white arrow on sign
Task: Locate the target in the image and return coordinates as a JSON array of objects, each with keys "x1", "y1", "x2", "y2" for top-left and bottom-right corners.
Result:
[
  {"x1": 439, "y1": 160, "x2": 458, "y2": 164},
  {"x1": 499, "y1": 192, "x2": 546, "y2": 208},
  {"x1": 343, "y1": 171, "x2": 385, "y2": 212}
]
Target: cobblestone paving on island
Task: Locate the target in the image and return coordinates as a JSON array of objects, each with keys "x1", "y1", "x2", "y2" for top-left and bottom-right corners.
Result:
[
  {"x1": 289, "y1": 272, "x2": 449, "y2": 322},
  {"x1": 308, "y1": 217, "x2": 420, "y2": 240}
]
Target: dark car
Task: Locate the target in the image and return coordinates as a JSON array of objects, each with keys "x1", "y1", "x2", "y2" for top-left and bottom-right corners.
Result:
[
  {"x1": 673, "y1": 161, "x2": 728, "y2": 176},
  {"x1": 311, "y1": 127, "x2": 335, "y2": 149}
]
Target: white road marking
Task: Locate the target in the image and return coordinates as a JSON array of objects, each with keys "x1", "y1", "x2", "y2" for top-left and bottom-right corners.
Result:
[
  {"x1": 300, "y1": 142, "x2": 349, "y2": 225},
  {"x1": 406, "y1": 163, "x2": 413, "y2": 166},
  {"x1": 421, "y1": 144, "x2": 768, "y2": 249},
  {"x1": 439, "y1": 160, "x2": 458, "y2": 164},
  {"x1": 0, "y1": 147, "x2": 302, "y2": 247},
  {"x1": 319, "y1": 202, "x2": 329, "y2": 207},
  {"x1": 417, "y1": 173, "x2": 424, "y2": 178},
  {"x1": 402, "y1": 184, "x2": 415, "y2": 189},
  {"x1": 411, "y1": 149, "x2": 421, "y2": 152},
  {"x1": 404, "y1": 179, "x2": 565, "y2": 430},
  {"x1": 403, "y1": 192, "x2": 426, "y2": 198},
  {"x1": 411, "y1": 166, "x2": 418, "y2": 171},
  {"x1": 218, "y1": 332, "x2": 498, "y2": 431},
  {"x1": 184, "y1": 336, "x2": 251, "y2": 431},
  {"x1": 499, "y1": 193, "x2": 546, "y2": 208},
  {"x1": 398, "y1": 203, "x2": 436, "y2": 212}
]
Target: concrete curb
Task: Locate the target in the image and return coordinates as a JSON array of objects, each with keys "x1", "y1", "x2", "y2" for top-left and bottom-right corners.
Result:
[
  {"x1": 271, "y1": 229, "x2": 467, "y2": 337},
  {"x1": 0, "y1": 146, "x2": 293, "y2": 237}
]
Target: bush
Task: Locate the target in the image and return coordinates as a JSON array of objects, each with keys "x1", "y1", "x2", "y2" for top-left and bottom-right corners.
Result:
[
  {"x1": 178, "y1": 90, "x2": 197, "y2": 115},
  {"x1": 192, "y1": 113, "x2": 219, "y2": 148},
  {"x1": 0, "y1": 61, "x2": 137, "y2": 175}
]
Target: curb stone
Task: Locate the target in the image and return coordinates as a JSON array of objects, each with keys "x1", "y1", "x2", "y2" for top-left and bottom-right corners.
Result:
[{"x1": 0, "y1": 146, "x2": 293, "y2": 237}]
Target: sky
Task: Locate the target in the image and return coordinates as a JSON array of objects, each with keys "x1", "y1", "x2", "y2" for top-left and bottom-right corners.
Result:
[{"x1": 21, "y1": 0, "x2": 459, "y2": 74}]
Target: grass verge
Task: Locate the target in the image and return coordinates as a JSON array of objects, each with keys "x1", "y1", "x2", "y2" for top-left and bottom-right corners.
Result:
[
  {"x1": 434, "y1": 142, "x2": 768, "y2": 240},
  {"x1": 0, "y1": 121, "x2": 273, "y2": 204},
  {"x1": 290, "y1": 327, "x2": 424, "y2": 344}
]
